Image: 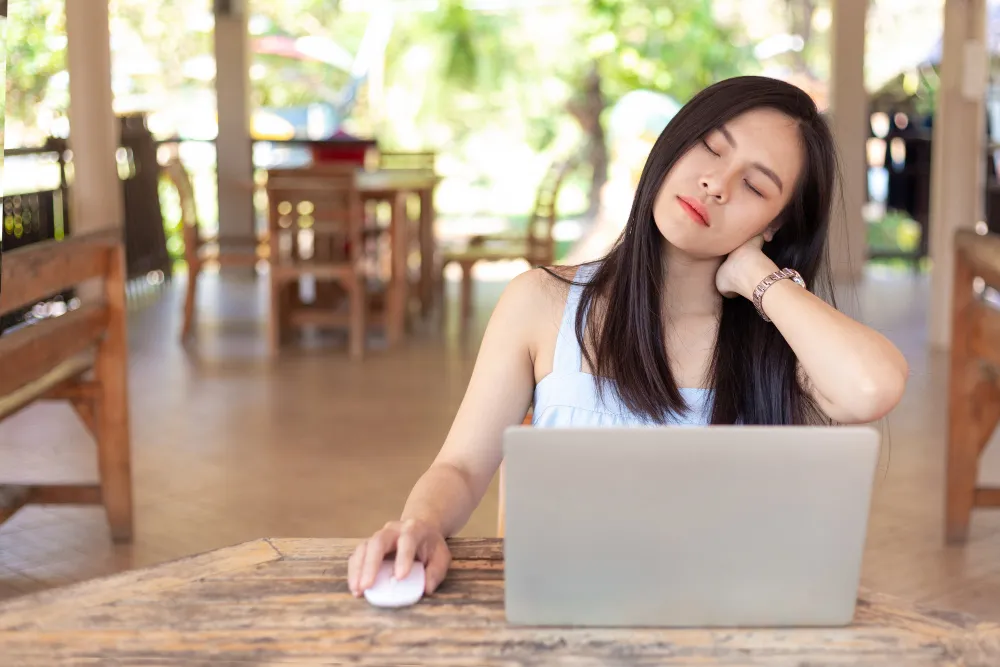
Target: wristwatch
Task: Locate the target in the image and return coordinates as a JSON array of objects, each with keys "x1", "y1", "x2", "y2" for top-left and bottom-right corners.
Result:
[{"x1": 752, "y1": 268, "x2": 805, "y2": 322}]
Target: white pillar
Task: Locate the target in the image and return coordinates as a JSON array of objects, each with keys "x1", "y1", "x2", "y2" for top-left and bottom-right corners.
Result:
[
  {"x1": 65, "y1": 0, "x2": 123, "y2": 233},
  {"x1": 826, "y1": 0, "x2": 869, "y2": 284},
  {"x1": 214, "y1": 0, "x2": 254, "y2": 242},
  {"x1": 928, "y1": 0, "x2": 988, "y2": 349}
]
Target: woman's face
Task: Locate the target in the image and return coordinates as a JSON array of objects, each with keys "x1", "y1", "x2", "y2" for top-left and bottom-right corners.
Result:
[{"x1": 652, "y1": 107, "x2": 805, "y2": 259}]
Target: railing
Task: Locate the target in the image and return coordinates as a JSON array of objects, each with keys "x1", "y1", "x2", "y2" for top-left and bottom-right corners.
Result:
[{"x1": 1, "y1": 113, "x2": 173, "y2": 331}]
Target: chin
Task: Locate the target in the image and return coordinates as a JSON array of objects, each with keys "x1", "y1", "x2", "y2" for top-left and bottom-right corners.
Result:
[{"x1": 654, "y1": 215, "x2": 723, "y2": 259}]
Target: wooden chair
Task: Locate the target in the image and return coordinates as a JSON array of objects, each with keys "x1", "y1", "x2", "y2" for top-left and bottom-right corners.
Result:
[
  {"x1": 265, "y1": 166, "x2": 374, "y2": 358},
  {"x1": 162, "y1": 154, "x2": 263, "y2": 341},
  {"x1": 0, "y1": 232, "x2": 134, "y2": 542},
  {"x1": 441, "y1": 158, "x2": 576, "y2": 326},
  {"x1": 946, "y1": 229, "x2": 1000, "y2": 543}
]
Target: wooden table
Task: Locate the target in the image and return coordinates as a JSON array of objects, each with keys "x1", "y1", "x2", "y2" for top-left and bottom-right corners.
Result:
[{"x1": 1, "y1": 538, "x2": 997, "y2": 666}]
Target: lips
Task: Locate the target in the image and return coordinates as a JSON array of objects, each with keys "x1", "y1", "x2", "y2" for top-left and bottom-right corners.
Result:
[{"x1": 677, "y1": 196, "x2": 710, "y2": 227}]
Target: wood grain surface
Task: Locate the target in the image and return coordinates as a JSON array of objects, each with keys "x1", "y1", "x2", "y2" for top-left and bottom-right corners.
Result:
[{"x1": 0, "y1": 538, "x2": 998, "y2": 666}]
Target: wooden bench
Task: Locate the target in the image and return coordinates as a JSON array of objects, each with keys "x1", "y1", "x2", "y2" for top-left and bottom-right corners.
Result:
[
  {"x1": 0, "y1": 231, "x2": 134, "y2": 542},
  {"x1": 946, "y1": 229, "x2": 1000, "y2": 543}
]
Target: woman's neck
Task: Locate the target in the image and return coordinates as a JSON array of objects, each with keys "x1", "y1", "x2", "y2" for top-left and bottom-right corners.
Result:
[{"x1": 661, "y1": 243, "x2": 724, "y2": 319}]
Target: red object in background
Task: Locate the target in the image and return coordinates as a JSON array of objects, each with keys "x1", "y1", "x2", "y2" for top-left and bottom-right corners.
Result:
[{"x1": 310, "y1": 133, "x2": 377, "y2": 166}]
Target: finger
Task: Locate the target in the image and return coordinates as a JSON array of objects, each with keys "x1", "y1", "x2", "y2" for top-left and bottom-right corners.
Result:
[
  {"x1": 394, "y1": 521, "x2": 419, "y2": 580},
  {"x1": 423, "y1": 541, "x2": 452, "y2": 594},
  {"x1": 347, "y1": 542, "x2": 366, "y2": 597},
  {"x1": 359, "y1": 527, "x2": 399, "y2": 591}
]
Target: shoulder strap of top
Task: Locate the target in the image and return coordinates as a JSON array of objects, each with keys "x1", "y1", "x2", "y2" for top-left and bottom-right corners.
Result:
[{"x1": 552, "y1": 263, "x2": 598, "y2": 374}]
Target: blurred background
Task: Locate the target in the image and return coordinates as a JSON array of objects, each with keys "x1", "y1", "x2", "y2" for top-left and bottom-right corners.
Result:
[
  {"x1": 1, "y1": 0, "x2": 972, "y2": 270},
  {"x1": 2, "y1": 0, "x2": 1000, "y2": 627}
]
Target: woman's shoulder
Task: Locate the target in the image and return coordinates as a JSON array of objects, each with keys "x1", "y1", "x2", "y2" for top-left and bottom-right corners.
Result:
[
  {"x1": 491, "y1": 265, "x2": 583, "y2": 337},
  {"x1": 500, "y1": 265, "x2": 579, "y2": 304}
]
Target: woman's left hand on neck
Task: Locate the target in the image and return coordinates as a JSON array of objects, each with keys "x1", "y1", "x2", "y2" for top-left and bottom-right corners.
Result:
[{"x1": 714, "y1": 233, "x2": 909, "y2": 424}]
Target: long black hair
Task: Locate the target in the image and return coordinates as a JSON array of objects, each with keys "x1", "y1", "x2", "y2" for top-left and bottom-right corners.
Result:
[{"x1": 550, "y1": 75, "x2": 839, "y2": 425}]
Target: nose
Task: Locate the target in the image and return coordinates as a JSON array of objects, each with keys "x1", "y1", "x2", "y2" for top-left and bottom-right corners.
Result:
[{"x1": 700, "y1": 173, "x2": 728, "y2": 204}]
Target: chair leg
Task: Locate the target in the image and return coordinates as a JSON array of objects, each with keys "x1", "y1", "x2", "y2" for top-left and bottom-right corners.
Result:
[
  {"x1": 945, "y1": 247, "x2": 977, "y2": 544},
  {"x1": 437, "y1": 260, "x2": 449, "y2": 329},
  {"x1": 180, "y1": 261, "x2": 199, "y2": 341},
  {"x1": 269, "y1": 276, "x2": 284, "y2": 354},
  {"x1": 946, "y1": 382, "x2": 978, "y2": 544},
  {"x1": 96, "y1": 246, "x2": 134, "y2": 543},
  {"x1": 349, "y1": 277, "x2": 366, "y2": 360},
  {"x1": 460, "y1": 260, "x2": 475, "y2": 326}
]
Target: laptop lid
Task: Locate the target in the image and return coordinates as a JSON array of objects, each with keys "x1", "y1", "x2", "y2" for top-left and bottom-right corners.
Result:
[{"x1": 502, "y1": 425, "x2": 881, "y2": 627}]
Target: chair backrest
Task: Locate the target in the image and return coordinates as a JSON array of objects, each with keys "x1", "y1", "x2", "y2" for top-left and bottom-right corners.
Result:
[
  {"x1": 265, "y1": 166, "x2": 364, "y2": 266},
  {"x1": 525, "y1": 158, "x2": 576, "y2": 264},
  {"x1": 161, "y1": 155, "x2": 199, "y2": 230},
  {"x1": 0, "y1": 232, "x2": 124, "y2": 397},
  {"x1": 376, "y1": 151, "x2": 436, "y2": 172}
]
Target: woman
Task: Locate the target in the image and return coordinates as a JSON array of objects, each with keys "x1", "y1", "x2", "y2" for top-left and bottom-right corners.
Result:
[{"x1": 347, "y1": 75, "x2": 909, "y2": 597}]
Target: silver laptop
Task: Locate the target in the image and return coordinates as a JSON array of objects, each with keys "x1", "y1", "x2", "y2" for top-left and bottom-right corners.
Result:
[{"x1": 502, "y1": 425, "x2": 881, "y2": 627}]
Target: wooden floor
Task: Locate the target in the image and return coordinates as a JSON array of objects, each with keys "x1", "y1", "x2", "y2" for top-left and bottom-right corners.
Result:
[{"x1": 2, "y1": 266, "x2": 1000, "y2": 622}]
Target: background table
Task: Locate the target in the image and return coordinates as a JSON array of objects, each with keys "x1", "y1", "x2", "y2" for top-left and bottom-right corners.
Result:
[{"x1": 1, "y1": 538, "x2": 998, "y2": 666}]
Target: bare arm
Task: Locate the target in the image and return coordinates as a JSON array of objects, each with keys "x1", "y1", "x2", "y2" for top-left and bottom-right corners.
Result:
[
  {"x1": 349, "y1": 270, "x2": 547, "y2": 595},
  {"x1": 399, "y1": 271, "x2": 543, "y2": 535},
  {"x1": 734, "y1": 255, "x2": 908, "y2": 424}
]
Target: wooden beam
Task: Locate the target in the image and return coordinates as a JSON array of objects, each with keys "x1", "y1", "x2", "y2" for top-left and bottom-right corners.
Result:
[
  {"x1": 0, "y1": 486, "x2": 30, "y2": 524},
  {"x1": 94, "y1": 243, "x2": 134, "y2": 543},
  {"x1": 970, "y1": 304, "x2": 1000, "y2": 369},
  {"x1": 0, "y1": 354, "x2": 93, "y2": 421},
  {"x1": 956, "y1": 230, "x2": 1000, "y2": 287},
  {"x1": 973, "y1": 488, "x2": 1000, "y2": 507},
  {"x1": 0, "y1": 231, "x2": 119, "y2": 315},
  {"x1": 71, "y1": 397, "x2": 99, "y2": 438},
  {"x1": 43, "y1": 380, "x2": 101, "y2": 401},
  {"x1": 0, "y1": 304, "x2": 109, "y2": 397},
  {"x1": 967, "y1": 369, "x2": 1000, "y2": 456},
  {"x1": 26, "y1": 485, "x2": 103, "y2": 505}
]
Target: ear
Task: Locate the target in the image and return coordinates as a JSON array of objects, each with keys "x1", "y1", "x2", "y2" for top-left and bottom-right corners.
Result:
[{"x1": 762, "y1": 220, "x2": 781, "y2": 243}]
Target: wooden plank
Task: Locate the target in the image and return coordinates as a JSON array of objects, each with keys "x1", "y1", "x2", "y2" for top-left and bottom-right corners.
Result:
[
  {"x1": 0, "y1": 305, "x2": 108, "y2": 397},
  {"x1": 0, "y1": 231, "x2": 118, "y2": 315},
  {"x1": 0, "y1": 354, "x2": 93, "y2": 421},
  {"x1": 0, "y1": 539, "x2": 281, "y2": 628},
  {"x1": 93, "y1": 244, "x2": 133, "y2": 544},
  {"x1": 956, "y1": 229, "x2": 1000, "y2": 287},
  {"x1": 41, "y1": 380, "x2": 100, "y2": 401},
  {"x1": 0, "y1": 486, "x2": 29, "y2": 524},
  {"x1": 0, "y1": 539, "x2": 996, "y2": 665},
  {"x1": 68, "y1": 397, "x2": 98, "y2": 437},
  {"x1": 0, "y1": 485, "x2": 102, "y2": 515},
  {"x1": 947, "y1": 245, "x2": 981, "y2": 544},
  {"x1": 26, "y1": 485, "x2": 102, "y2": 505},
  {"x1": 966, "y1": 369, "x2": 1000, "y2": 456},
  {"x1": 975, "y1": 488, "x2": 1000, "y2": 506},
  {"x1": 970, "y1": 304, "x2": 1000, "y2": 369}
]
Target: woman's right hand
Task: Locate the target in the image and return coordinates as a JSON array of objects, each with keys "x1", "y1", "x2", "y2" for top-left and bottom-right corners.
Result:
[{"x1": 347, "y1": 518, "x2": 452, "y2": 597}]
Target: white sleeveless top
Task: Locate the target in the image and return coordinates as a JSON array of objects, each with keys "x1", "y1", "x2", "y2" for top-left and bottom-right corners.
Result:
[{"x1": 531, "y1": 263, "x2": 714, "y2": 427}]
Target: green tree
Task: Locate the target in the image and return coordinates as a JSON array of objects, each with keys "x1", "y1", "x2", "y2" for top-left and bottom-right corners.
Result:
[
  {"x1": 4, "y1": 0, "x2": 65, "y2": 144},
  {"x1": 422, "y1": 0, "x2": 753, "y2": 217}
]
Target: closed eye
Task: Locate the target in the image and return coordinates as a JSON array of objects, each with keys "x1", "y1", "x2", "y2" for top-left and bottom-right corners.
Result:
[
  {"x1": 744, "y1": 180, "x2": 763, "y2": 198},
  {"x1": 701, "y1": 139, "x2": 719, "y2": 156}
]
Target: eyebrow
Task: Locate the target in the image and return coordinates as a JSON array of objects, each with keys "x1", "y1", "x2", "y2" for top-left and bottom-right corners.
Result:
[{"x1": 717, "y1": 125, "x2": 785, "y2": 193}]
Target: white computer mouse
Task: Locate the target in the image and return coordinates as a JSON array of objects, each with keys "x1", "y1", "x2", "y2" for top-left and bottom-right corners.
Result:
[{"x1": 363, "y1": 560, "x2": 425, "y2": 608}]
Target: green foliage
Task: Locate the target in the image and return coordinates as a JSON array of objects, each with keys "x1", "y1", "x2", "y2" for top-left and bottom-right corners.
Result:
[
  {"x1": 867, "y1": 209, "x2": 922, "y2": 254},
  {"x1": 5, "y1": 0, "x2": 65, "y2": 137},
  {"x1": 583, "y1": 0, "x2": 751, "y2": 104}
]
